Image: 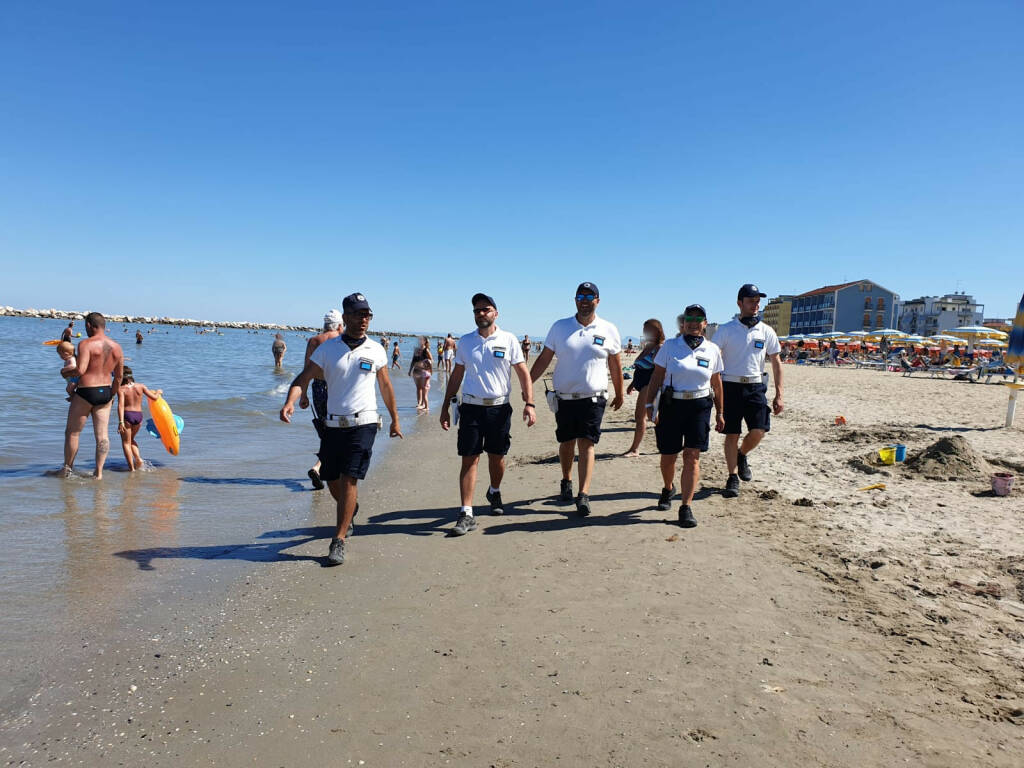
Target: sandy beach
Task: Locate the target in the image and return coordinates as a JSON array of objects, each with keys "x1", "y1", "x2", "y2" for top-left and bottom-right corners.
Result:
[{"x1": 3, "y1": 362, "x2": 1022, "y2": 766}]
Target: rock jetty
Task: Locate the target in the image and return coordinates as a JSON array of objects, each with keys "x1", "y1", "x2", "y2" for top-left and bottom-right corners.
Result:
[{"x1": 0, "y1": 305, "x2": 316, "y2": 333}]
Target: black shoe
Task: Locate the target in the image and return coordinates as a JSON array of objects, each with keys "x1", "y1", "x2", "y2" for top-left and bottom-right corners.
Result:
[
  {"x1": 327, "y1": 537, "x2": 346, "y2": 565},
  {"x1": 657, "y1": 486, "x2": 675, "y2": 511},
  {"x1": 308, "y1": 468, "x2": 324, "y2": 490},
  {"x1": 678, "y1": 505, "x2": 697, "y2": 528},
  {"x1": 559, "y1": 479, "x2": 573, "y2": 502},
  {"x1": 486, "y1": 489, "x2": 504, "y2": 515},
  {"x1": 737, "y1": 452, "x2": 752, "y2": 482},
  {"x1": 723, "y1": 474, "x2": 740, "y2": 498},
  {"x1": 576, "y1": 493, "x2": 591, "y2": 517}
]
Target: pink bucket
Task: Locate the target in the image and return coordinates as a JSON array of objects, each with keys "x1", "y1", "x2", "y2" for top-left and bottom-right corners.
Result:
[{"x1": 992, "y1": 473, "x2": 1015, "y2": 497}]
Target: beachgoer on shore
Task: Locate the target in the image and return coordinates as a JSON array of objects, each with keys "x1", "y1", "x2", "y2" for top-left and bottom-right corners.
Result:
[
  {"x1": 280, "y1": 293, "x2": 402, "y2": 566},
  {"x1": 56, "y1": 341, "x2": 79, "y2": 399},
  {"x1": 529, "y1": 282, "x2": 624, "y2": 517},
  {"x1": 439, "y1": 293, "x2": 536, "y2": 536},
  {"x1": 410, "y1": 336, "x2": 434, "y2": 410},
  {"x1": 391, "y1": 341, "x2": 401, "y2": 369},
  {"x1": 521, "y1": 334, "x2": 531, "y2": 363},
  {"x1": 441, "y1": 333, "x2": 456, "y2": 374},
  {"x1": 116, "y1": 366, "x2": 163, "y2": 471},
  {"x1": 623, "y1": 319, "x2": 665, "y2": 457},
  {"x1": 715, "y1": 284, "x2": 783, "y2": 498},
  {"x1": 645, "y1": 305, "x2": 724, "y2": 527},
  {"x1": 63, "y1": 312, "x2": 124, "y2": 479},
  {"x1": 61, "y1": 322, "x2": 74, "y2": 343},
  {"x1": 272, "y1": 333, "x2": 286, "y2": 368},
  {"x1": 301, "y1": 309, "x2": 344, "y2": 490}
]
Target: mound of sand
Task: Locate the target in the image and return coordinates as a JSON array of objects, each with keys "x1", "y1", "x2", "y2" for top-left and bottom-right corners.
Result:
[{"x1": 904, "y1": 436, "x2": 991, "y2": 481}]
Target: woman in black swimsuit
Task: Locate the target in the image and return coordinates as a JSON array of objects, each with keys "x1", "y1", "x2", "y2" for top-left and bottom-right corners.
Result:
[
  {"x1": 116, "y1": 366, "x2": 163, "y2": 471},
  {"x1": 623, "y1": 319, "x2": 665, "y2": 457}
]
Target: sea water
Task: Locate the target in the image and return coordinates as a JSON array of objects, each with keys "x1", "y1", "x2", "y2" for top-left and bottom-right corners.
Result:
[{"x1": 0, "y1": 316, "x2": 449, "y2": 714}]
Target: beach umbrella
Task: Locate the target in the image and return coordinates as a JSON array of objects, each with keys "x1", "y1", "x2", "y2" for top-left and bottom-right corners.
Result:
[
  {"x1": 948, "y1": 325, "x2": 1006, "y2": 354},
  {"x1": 868, "y1": 328, "x2": 907, "y2": 338},
  {"x1": 820, "y1": 332, "x2": 845, "y2": 338},
  {"x1": 928, "y1": 334, "x2": 961, "y2": 343},
  {"x1": 844, "y1": 331, "x2": 869, "y2": 338},
  {"x1": 1004, "y1": 292, "x2": 1024, "y2": 427}
]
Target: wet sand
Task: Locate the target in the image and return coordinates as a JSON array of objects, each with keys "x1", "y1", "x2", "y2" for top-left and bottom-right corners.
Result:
[{"x1": 3, "y1": 364, "x2": 1022, "y2": 766}]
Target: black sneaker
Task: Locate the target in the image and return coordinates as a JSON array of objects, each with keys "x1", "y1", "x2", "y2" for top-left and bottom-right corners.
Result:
[
  {"x1": 657, "y1": 486, "x2": 675, "y2": 511},
  {"x1": 678, "y1": 505, "x2": 697, "y2": 528},
  {"x1": 307, "y1": 468, "x2": 324, "y2": 490},
  {"x1": 327, "y1": 537, "x2": 346, "y2": 566},
  {"x1": 723, "y1": 474, "x2": 740, "y2": 498},
  {"x1": 737, "y1": 452, "x2": 752, "y2": 482},
  {"x1": 451, "y1": 513, "x2": 478, "y2": 536},
  {"x1": 486, "y1": 489, "x2": 504, "y2": 515},
  {"x1": 576, "y1": 493, "x2": 591, "y2": 517},
  {"x1": 559, "y1": 479, "x2": 573, "y2": 502}
]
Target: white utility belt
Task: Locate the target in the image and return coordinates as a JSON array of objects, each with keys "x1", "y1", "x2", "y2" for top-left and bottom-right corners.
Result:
[
  {"x1": 556, "y1": 390, "x2": 607, "y2": 400},
  {"x1": 667, "y1": 387, "x2": 711, "y2": 400},
  {"x1": 461, "y1": 393, "x2": 509, "y2": 406},
  {"x1": 722, "y1": 374, "x2": 766, "y2": 384},
  {"x1": 325, "y1": 411, "x2": 380, "y2": 428}
]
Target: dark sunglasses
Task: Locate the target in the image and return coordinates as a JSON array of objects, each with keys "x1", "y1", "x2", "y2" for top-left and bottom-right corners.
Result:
[
  {"x1": 472, "y1": 307, "x2": 495, "y2": 315},
  {"x1": 351, "y1": 311, "x2": 373, "y2": 319},
  {"x1": 575, "y1": 294, "x2": 596, "y2": 301}
]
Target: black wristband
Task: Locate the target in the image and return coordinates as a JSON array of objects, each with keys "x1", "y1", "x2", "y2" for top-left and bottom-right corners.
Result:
[{"x1": 524, "y1": 403, "x2": 535, "y2": 408}]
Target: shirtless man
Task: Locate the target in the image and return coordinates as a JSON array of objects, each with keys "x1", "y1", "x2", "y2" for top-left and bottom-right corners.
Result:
[
  {"x1": 272, "y1": 333, "x2": 287, "y2": 368},
  {"x1": 441, "y1": 333, "x2": 457, "y2": 374},
  {"x1": 61, "y1": 321, "x2": 74, "y2": 343},
  {"x1": 300, "y1": 310, "x2": 344, "y2": 489},
  {"x1": 63, "y1": 312, "x2": 124, "y2": 478}
]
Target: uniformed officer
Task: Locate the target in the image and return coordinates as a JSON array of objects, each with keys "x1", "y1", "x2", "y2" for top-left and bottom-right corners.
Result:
[
  {"x1": 645, "y1": 305, "x2": 724, "y2": 527},
  {"x1": 714, "y1": 283, "x2": 783, "y2": 498},
  {"x1": 439, "y1": 293, "x2": 536, "y2": 536},
  {"x1": 529, "y1": 282, "x2": 624, "y2": 517},
  {"x1": 280, "y1": 293, "x2": 403, "y2": 565}
]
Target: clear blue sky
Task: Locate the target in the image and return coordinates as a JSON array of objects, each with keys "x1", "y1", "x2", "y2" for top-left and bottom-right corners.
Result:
[{"x1": 2, "y1": 1, "x2": 1021, "y2": 337}]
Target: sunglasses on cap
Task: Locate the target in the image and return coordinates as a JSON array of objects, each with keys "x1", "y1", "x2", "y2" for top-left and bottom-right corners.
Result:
[{"x1": 575, "y1": 293, "x2": 596, "y2": 301}]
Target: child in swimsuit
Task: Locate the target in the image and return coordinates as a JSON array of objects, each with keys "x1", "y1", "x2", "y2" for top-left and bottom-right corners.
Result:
[
  {"x1": 57, "y1": 341, "x2": 78, "y2": 400},
  {"x1": 116, "y1": 366, "x2": 163, "y2": 471}
]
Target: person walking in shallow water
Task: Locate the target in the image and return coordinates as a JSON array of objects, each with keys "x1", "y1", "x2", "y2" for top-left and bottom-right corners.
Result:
[
  {"x1": 63, "y1": 312, "x2": 124, "y2": 479},
  {"x1": 272, "y1": 333, "x2": 287, "y2": 368},
  {"x1": 116, "y1": 366, "x2": 163, "y2": 471}
]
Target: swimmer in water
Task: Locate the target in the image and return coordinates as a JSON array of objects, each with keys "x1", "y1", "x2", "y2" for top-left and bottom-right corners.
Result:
[
  {"x1": 116, "y1": 366, "x2": 163, "y2": 471},
  {"x1": 63, "y1": 312, "x2": 124, "y2": 479},
  {"x1": 272, "y1": 333, "x2": 287, "y2": 368}
]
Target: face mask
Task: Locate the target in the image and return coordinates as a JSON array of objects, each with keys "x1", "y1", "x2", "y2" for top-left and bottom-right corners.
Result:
[
  {"x1": 683, "y1": 334, "x2": 703, "y2": 349},
  {"x1": 740, "y1": 315, "x2": 760, "y2": 328}
]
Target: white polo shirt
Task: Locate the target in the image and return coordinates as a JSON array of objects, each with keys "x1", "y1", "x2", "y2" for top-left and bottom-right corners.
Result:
[
  {"x1": 310, "y1": 337, "x2": 387, "y2": 415},
  {"x1": 454, "y1": 327, "x2": 525, "y2": 399},
  {"x1": 714, "y1": 318, "x2": 781, "y2": 377},
  {"x1": 543, "y1": 314, "x2": 622, "y2": 394},
  {"x1": 654, "y1": 336, "x2": 724, "y2": 392}
]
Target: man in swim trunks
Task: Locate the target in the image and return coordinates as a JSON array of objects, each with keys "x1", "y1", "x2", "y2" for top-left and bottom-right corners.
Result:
[
  {"x1": 442, "y1": 333, "x2": 457, "y2": 374},
  {"x1": 391, "y1": 341, "x2": 401, "y2": 369},
  {"x1": 61, "y1": 322, "x2": 74, "y2": 343},
  {"x1": 300, "y1": 309, "x2": 344, "y2": 489},
  {"x1": 63, "y1": 312, "x2": 124, "y2": 479},
  {"x1": 272, "y1": 333, "x2": 287, "y2": 368}
]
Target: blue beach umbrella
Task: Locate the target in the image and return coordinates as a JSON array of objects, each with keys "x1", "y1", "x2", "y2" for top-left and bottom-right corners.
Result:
[{"x1": 1006, "y1": 293, "x2": 1024, "y2": 368}]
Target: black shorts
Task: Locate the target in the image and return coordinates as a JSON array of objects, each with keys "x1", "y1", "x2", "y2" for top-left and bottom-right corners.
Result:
[
  {"x1": 318, "y1": 424, "x2": 377, "y2": 481},
  {"x1": 655, "y1": 394, "x2": 713, "y2": 454},
  {"x1": 457, "y1": 403, "x2": 513, "y2": 456},
  {"x1": 555, "y1": 396, "x2": 607, "y2": 444},
  {"x1": 723, "y1": 381, "x2": 771, "y2": 435},
  {"x1": 311, "y1": 380, "x2": 328, "y2": 439}
]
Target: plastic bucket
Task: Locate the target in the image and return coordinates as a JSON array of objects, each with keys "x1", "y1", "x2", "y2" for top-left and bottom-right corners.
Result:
[
  {"x1": 992, "y1": 473, "x2": 1015, "y2": 497},
  {"x1": 894, "y1": 444, "x2": 907, "y2": 462},
  {"x1": 878, "y1": 447, "x2": 896, "y2": 465}
]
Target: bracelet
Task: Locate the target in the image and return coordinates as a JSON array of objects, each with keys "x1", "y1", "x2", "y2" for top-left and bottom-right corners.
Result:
[
  {"x1": 645, "y1": 404, "x2": 654, "y2": 409},
  {"x1": 524, "y1": 403, "x2": 535, "y2": 408}
]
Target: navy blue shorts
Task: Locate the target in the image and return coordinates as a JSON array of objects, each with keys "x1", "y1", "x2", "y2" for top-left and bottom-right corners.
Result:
[
  {"x1": 318, "y1": 424, "x2": 377, "y2": 481},
  {"x1": 555, "y1": 396, "x2": 607, "y2": 444},
  {"x1": 457, "y1": 403, "x2": 513, "y2": 456},
  {"x1": 655, "y1": 394, "x2": 713, "y2": 454},
  {"x1": 723, "y1": 381, "x2": 770, "y2": 435}
]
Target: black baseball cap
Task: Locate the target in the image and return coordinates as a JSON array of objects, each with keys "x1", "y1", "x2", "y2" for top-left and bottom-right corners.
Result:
[
  {"x1": 737, "y1": 283, "x2": 767, "y2": 299},
  {"x1": 683, "y1": 303, "x2": 707, "y2": 318},
  {"x1": 471, "y1": 292, "x2": 497, "y2": 309},
  {"x1": 342, "y1": 292, "x2": 371, "y2": 313},
  {"x1": 575, "y1": 282, "x2": 599, "y2": 298}
]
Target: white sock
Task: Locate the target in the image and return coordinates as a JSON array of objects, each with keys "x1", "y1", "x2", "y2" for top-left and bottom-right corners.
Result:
[
  {"x1": 461, "y1": 505, "x2": 473, "y2": 517},
  {"x1": 488, "y1": 486, "x2": 499, "y2": 494}
]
